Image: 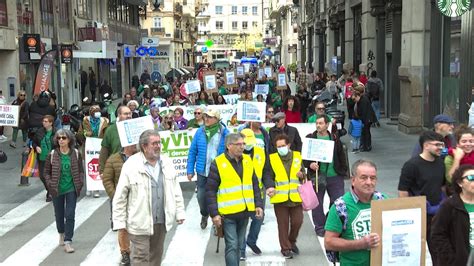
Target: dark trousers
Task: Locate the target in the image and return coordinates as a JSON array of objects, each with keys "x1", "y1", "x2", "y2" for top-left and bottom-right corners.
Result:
[
  {"x1": 38, "y1": 160, "x2": 50, "y2": 199},
  {"x1": 312, "y1": 175, "x2": 345, "y2": 232},
  {"x1": 361, "y1": 122, "x2": 372, "y2": 150},
  {"x1": 274, "y1": 204, "x2": 303, "y2": 252},
  {"x1": 427, "y1": 214, "x2": 438, "y2": 265},
  {"x1": 81, "y1": 82, "x2": 87, "y2": 100},
  {"x1": 0, "y1": 126, "x2": 3, "y2": 135},
  {"x1": 52, "y1": 191, "x2": 77, "y2": 242},
  {"x1": 90, "y1": 89, "x2": 96, "y2": 103},
  {"x1": 346, "y1": 98, "x2": 355, "y2": 119},
  {"x1": 197, "y1": 175, "x2": 209, "y2": 217}
]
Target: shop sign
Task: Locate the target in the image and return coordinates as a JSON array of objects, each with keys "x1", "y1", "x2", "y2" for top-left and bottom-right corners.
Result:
[
  {"x1": 437, "y1": 0, "x2": 471, "y2": 17},
  {"x1": 136, "y1": 46, "x2": 168, "y2": 57}
]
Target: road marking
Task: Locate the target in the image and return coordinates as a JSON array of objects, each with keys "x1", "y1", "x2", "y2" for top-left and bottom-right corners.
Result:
[
  {"x1": 0, "y1": 192, "x2": 49, "y2": 237},
  {"x1": 2, "y1": 196, "x2": 108, "y2": 265},
  {"x1": 161, "y1": 193, "x2": 212, "y2": 266},
  {"x1": 81, "y1": 229, "x2": 120, "y2": 266},
  {"x1": 307, "y1": 191, "x2": 334, "y2": 266}
]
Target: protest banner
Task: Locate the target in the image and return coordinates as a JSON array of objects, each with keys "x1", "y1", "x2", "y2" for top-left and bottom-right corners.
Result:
[
  {"x1": 0, "y1": 105, "x2": 20, "y2": 127},
  {"x1": 301, "y1": 138, "x2": 335, "y2": 162},
  {"x1": 277, "y1": 73, "x2": 287, "y2": 90},
  {"x1": 237, "y1": 101, "x2": 266, "y2": 122},
  {"x1": 225, "y1": 71, "x2": 237, "y2": 88},
  {"x1": 236, "y1": 66, "x2": 245, "y2": 77},
  {"x1": 222, "y1": 94, "x2": 240, "y2": 105},
  {"x1": 184, "y1": 80, "x2": 201, "y2": 94},
  {"x1": 243, "y1": 63, "x2": 251, "y2": 73},
  {"x1": 204, "y1": 72, "x2": 217, "y2": 93},
  {"x1": 371, "y1": 196, "x2": 427, "y2": 266},
  {"x1": 264, "y1": 66, "x2": 272, "y2": 78},
  {"x1": 84, "y1": 137, "x2": 105, "y2": 191},
  {"x1": 117, "y1": 116, "x2": 154, "y2": 147},
  {"x1": 255, "y1": 84, "x2": 269, "y2": 95},
  {"x1": 160, "y1": 129, "x2": 198, "y2": 182},
  {"x1": 258, "y1": 68, "x2": 264, "y2": 80}
]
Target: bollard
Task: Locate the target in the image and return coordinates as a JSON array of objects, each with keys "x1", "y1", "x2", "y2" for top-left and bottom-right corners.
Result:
[{"x1": 18, "y1": 147, "x2": 30, "y2": 186}]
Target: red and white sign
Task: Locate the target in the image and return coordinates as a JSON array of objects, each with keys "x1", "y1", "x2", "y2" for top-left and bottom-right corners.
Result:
[{"x1": 84, "y1": 137, "x2": 105, "y2": 191}]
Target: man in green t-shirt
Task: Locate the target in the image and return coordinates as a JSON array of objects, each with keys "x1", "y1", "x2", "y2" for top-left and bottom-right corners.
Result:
[{"x1": 324, "y1": 159, "x2": 385, "y2": 266}]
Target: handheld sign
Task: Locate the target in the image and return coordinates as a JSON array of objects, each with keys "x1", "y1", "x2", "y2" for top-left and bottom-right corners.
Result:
[
  {"x1": 258, "y1": 68, "x2": 264, "y2": 80},
  {"x1": 243, "y1": 63, "x2": 251, "y2": 73},
  {"x1": 254, "y1": 84, "x2": 269, "y2": 95},
  {"x1": 84, "y1": 137, "x2": 105, "y2": 191},
  {"x1": 236, "y1": 66, "x2": 245, "y2": 77},
  {"x1": 117, "y1": 116, "x2": 154, "y2": 147},
  {"x1": 225, "y1": 71, "x2": 237, "y2": 88},
  {"x1": 0, "y1": 105, "x2": 20, "y2": 127},
  {"x1": 203, "y1": 71, "x2": 217, "y2": 93},
  {"x1": 301, "y1": 138, "x2": 334, "y2": 163},
  {"x1": 277, "y1": 73, "x2": 287, "y2": 90},
  {"x1": 236, "y1": 101, "x2": 266, "y2": 122},
  {"x1": 184, "y1": 80, "x2": 201, "y2": 94},
  {"x1": 264, "y1": 66, "x2": 272, "y2": 78}
]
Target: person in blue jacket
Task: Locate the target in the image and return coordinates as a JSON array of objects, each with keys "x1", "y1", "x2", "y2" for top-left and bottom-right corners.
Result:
[{"x1": 187, "y1": 108, "x2": 229, "y2": 230}]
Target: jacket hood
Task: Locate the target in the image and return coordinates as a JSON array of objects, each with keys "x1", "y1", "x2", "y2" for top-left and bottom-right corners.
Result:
[{"x1": 37, "y1": 97, "x2": 50, "y2": 108}]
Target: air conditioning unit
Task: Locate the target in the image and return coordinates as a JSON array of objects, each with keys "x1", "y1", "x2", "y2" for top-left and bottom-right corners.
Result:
[
  {"x1": 86, "y1": 21, "x2": 94, "y2": 28},
  {"x1": 165, "y1": 33, "x2": 172, "y2": 37},
  {"x1": 94, "y1": 21, "x2": 103, "y2": 28}
]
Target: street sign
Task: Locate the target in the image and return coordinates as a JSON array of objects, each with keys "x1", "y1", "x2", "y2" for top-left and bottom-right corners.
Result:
[
  {"x1": 142, "y1": 37, "x2": 160, "y2": 46},
  {"x1": 23, "y1": 34, "x2": 40, "y2": 53},
  {"x1": 60, "y1": 44, "x2": 73, "y2": 64}
]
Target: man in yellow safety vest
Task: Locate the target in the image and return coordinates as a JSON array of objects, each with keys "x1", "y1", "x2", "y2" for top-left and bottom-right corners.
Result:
[{"x1": 206, "y1": 132, "x2": 264, "y2": 266}]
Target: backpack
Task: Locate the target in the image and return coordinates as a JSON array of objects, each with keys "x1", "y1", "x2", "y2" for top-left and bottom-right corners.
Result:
[
  {"x1": 325, "y1": 191, "x2": 385, "y2": 265},
  {"x1": 366, "y1": 80, "x2": 380, "y2": 101}
]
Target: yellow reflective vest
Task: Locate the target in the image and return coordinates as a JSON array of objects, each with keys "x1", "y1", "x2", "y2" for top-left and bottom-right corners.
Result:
[
  {"x1": 215, "y1": 154, "x2": 256, "y2": 215},
  {"x1": 269, "y1": 151, "x2": 303, "y2": 204},
  {"x1": 252, "y1": 146, "x2": 266, "y2": 191}
]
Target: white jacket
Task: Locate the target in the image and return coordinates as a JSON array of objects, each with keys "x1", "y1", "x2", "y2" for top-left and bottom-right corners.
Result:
[{"x1": 112, "y1": 152, "x2": 186, "y2": 235}]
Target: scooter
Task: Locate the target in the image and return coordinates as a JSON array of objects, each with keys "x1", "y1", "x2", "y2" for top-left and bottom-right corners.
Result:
[{"x1": 309, "y1": 89, "x2": 347, "y2": 137}]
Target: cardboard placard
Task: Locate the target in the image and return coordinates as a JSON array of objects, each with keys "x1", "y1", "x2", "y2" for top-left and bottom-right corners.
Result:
[
  {"x1": 254, "y1": 84, "x2": 269, "y2": 95},
  {"x1": 117, "y1": 116, "x2": 154, "y2": 147},
  {"x1": 225, "y1": 71, "x2": 237, "y2": 88},
  {"x1": 236, "y1": 66, "x2": 245, "y2": 77},
  {"x1": 264, "y1": 66, "x2": 272, "y2": 78},
  {"x1": 203, "y1": 71, "x2": 217, "y2": 93},
  {"x1": 0, "y1": 105, "x2": 20, "y2": 127},
  {"x1": 371, "y1": 196, "x2": 427, "y2": 266},
  {"x1": 277, "y1": 73, "x2": 287, "y2": 90},
  {"x1": 236, "y1": 101, "x2": 266, "y2": 122},
  {"x1": 258, "y1": 68, "x2": 265, "y2": 80},
  {"x1": 184, "y1": 80, "x2": 201, "y2": 94}
]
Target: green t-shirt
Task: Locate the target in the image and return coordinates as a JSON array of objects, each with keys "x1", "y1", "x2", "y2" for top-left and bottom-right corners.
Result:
[
  {"x1": 39, "y1": 130, "x2": 53, "y2": 161},
  {"x1": 317, "y1": 135, "x2": 337, "y2": 177},
  {"x1": 464, "y1": 202, "x2": 474, "y2": 250},
  {"x1": 307, "y1": 113, "x2": 333, "y2": 123},
  {"x1": 101, "y1": 124, "x2": 121, "y2": 155},
  {"x1": 325, "y1": 192, "x2": 373, "y2": 266},
  {"x1": 218, "y1": 86, "x2": 227, "y2": 95},
  {"x1": 59, "y1": 153, "x2": 75, "y2": 195},
  {"x1": 271, "y1": 92, "x2": 282, "y2": 108},
  {"x1": 255, "y1": 133, "x2": 265, "y2": 149}
]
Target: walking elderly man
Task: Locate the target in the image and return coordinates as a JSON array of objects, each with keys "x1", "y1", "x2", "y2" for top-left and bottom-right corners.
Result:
[
  {"x1": 113, "y1": 130, "x2": 185, "y2": 265},
  {"x1": 207, "y1": 133, "x2": 264, "y2": 266}
]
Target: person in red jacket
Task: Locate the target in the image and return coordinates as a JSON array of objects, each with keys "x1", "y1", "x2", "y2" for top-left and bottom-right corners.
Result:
[{"x1": 282, "y1": 96, "x2": 302, "y2": 123}]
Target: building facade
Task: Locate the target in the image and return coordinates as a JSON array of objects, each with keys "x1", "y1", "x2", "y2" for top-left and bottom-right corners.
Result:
[
  {"x1": 297, "y1": 0, "x2": 474, "y2": 132},
  {"x1": 267, "y1": 0, "x2": 298, "y2": 66}
]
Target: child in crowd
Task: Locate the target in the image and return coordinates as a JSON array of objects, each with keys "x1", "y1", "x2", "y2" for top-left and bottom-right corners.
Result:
[{"x1": 348, "y1": 117, "x2": 363, "y2": 153}]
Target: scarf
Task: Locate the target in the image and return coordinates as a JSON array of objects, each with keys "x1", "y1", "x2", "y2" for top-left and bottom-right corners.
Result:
[
  {"x1": 152, "y1": 116, "x2": 161, "y2": 130},
  {"x1": 205, "y1": 122, "x2": 220, "y2": 141},
  {"x1": 448, "y1": 148, "x2": 474, "y2": 165},
  {"x1": 89, "y1": 117, "x2": 100, "y2": 137}
]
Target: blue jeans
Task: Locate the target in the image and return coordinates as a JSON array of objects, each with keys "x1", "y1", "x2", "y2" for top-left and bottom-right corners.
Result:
[
  {"x1": 372, "y1": 100, "x2": 380, "y2": 122},
  {"x1": 351, "y1": 136, "x2": 361, "y2": 150},
  {"x1": 52, "y1": 191, "x2": 77, "y2": 242},
  {"x1": 197, "y1": 174, "x2": 209, "y2": 217},
  {"x1": 223, "y1": 217, "x2": 249, "y2": 266}
]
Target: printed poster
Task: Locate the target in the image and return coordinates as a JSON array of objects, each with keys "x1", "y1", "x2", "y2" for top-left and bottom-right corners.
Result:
[
  {"x1": 185, "y1": 80, "x2": 201, "y2": 94},
  {"x1": 236, "y1": 66, "x2": 245, "y2": 77},
  {"x1": 117, "y1": 116, "x2": 154, "y2": 147},
  {"x1": 84, "y1": 137, "x2": 105, "y2": 191},
  {"x1": 160, "y1": 129, "x2": 198, "y2": 182},
  {"x1": 0, "y1": 105, "x2": 20, "y2": 127},
  {"x1": 236, "y1": 101, "x2": 266, "y2": 122},
  {"x1": 254, "y1": 84, "x2": 269, "y2": 95},
  {"x1": 264, "y1": 66, "x2": 272, "y2": 78},
  {"x1": 258, "y1": 68, "x2": 264, "y2": 80},
  {"x1": 277, "y1": 73, "x2": 287, "y2": 89},
  {"x1": 301, "y1": 138, "x2": 335, "y2": 162}
]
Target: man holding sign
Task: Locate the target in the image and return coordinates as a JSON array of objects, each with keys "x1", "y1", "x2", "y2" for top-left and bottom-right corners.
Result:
[{"x1": 303, "y1": 115, "x2": 348, "y2": 237}]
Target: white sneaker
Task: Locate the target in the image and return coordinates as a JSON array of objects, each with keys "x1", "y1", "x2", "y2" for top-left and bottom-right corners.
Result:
[
  {"x1": 0, "y1": 135, "x2": 7, "y2": 141},
  {"x1": 93, "y1": 191, "x2": 100, "y2": 198}
]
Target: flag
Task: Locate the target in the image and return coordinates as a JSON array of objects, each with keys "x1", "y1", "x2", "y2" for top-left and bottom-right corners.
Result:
[{"x1": 33, "y1": 50, "x2": 56, "y2": 95}]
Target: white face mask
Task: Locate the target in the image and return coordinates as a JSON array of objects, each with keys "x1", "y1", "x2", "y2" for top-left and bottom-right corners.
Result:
[
  {"x1": 93, "y1": 112, "x2": 101, "y2": 118},
  {"x1": 244, "y1": 144, "x2": 254, "y2": 151},
  {"x1": 277, "y1": 146, "x2": 289, "y2": 156}
]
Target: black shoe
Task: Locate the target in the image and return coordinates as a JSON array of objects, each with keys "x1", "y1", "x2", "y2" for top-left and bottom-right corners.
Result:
[
  {"x1": 240, "y1": 251, "x2": 246, "y2": 261},
  {"x1": 200, "y1": 216, "x2": 208, "y2": 229},
  {"x1": 247, "y1": 243, "x2": 262, "y2": 255},
  {"x1": 120, "y1": 252, "x2": 130, "y2": 265},
  {"x1": 281, "y1": 250, "x2": 293, "y2": 259},
  {"x1": 46, "y1": 195, "x2": 52, "y2": 202},
  {"x1": 291, "y1": 244, "x2": 300, "y2": 255},
  {"x1": 316, "y1": 228, "x2": 325, "y2": 237}
]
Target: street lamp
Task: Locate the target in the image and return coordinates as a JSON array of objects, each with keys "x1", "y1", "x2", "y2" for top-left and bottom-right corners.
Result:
[{"x1": 240, "y1": 33, "x2": 248, "y2": 56}]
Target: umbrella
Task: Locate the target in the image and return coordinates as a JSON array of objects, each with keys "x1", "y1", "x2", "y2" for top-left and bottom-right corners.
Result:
[{"x1": 260, "y1": 48, "x2": 273, "y2": 57}]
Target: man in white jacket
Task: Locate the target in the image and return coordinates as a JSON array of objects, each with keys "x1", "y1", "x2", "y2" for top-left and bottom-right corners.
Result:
[{"x1": 113, "y1": 129, "x2": 186, "y2": 265}]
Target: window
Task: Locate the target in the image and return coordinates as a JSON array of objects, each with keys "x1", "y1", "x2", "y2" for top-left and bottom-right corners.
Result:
[
  {"x1": 252, "y1": 6, "x2": 257, "y2": 15},
  {"x1": 215, "y1": 6, "x2": 222, "y2": 14},
  {"x1": 252, "y1": 21, "x2": 258, "y2": 28},
  {"x1": 216, "y1": 21, "x2": 223, "y2": 30},
  {"x1": 59, "y1": 0, "x2": 69, "y2": 24},
  {"x1": 77, "y1": 0, "x2": 92, "y2": 19},
  {"x1": 231, "y1": 6, "x2": 237, "y2": 15},
  {"x1": 153, "y1": 17, "x2": 161, "y2": 28},
  {"x1": 232, "y1": 21, "x2": 237, "y2": 30},
  {"x1": 242, "y1": 21, "x2": 248, "y2": 29},
  {"x1": 242, "y1": 6, "x2": 247, "y2": 15},
  {"x1": 0, "y1": 0, "x2": 7, "y2": 26}
]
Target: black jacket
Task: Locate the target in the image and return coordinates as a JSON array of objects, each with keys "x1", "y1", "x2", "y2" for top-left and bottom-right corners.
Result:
[
  {"x1": 302, "y1": 130, "x2": 348, "y2": 178},
  {"x1": 28, "y1": 98, "x2": 56, "y2": 129},
  {"x1": 431, "y1": 193, "x2": 470, "y2": 266},
  {"x1": 269, "y1": 124, "x2": 302, "y2": 153},
  {"x1": 32, "y1": 127, "x2": 57, "y2": 151},
  {"x1": 355, "y1": 95, "x2": 376, "y2": 124}
]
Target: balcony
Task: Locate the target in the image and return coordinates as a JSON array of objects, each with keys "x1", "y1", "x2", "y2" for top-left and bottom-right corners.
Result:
[
  {"x1": 150, "y1": 27, "x2": 166, "y2": 36},
  {"x1": 77, "y1": 27, "x2": 103, "y2": 42},
  {"x1": 175, "y1": 3, "x2": 183, "y2": 18}
]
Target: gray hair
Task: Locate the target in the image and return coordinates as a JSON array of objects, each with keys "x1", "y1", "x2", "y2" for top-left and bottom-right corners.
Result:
[
  {"x1": 53, "y1": 129, "x2": 76, "y2": 149},
  {"x1": 138, "y1": 129, "x2": 161, "y2": 152},
  {"x1": 351, "y1": 159, "x2": 377, "y2": 177},
  {"x1": 225, "y1": 132, "x2": 244, "y2": 147}
]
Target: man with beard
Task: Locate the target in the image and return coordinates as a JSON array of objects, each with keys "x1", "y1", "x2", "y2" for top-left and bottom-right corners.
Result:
[{"x1": 398, "y1": 131, "x2": 446, "y2": 264}]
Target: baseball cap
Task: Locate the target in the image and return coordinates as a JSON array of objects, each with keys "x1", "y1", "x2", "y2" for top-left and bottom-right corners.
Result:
[
  {"x1": 273, "y1": 112, "x2": 286, "y2": 122},
  {"x1": 204, "y1": 109, "x2": 221, "y2": 120},
  {"x1": 433, "y1": 114, "x2": 455, "y2": 124},
  {"x1": 241, "y1": 128, "x2": 257, "y2": 146}
]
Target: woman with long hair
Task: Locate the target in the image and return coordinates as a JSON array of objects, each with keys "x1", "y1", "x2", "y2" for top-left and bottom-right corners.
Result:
[
  {"x1": 10, "y1": 90, "x2": 29, "y2": 148},
  {"x1": 282, "y1": 95, "x2": 302, "y2": 123},
  {"x1": 33, "y1": 115, "x2": 56, "y2": 202}
]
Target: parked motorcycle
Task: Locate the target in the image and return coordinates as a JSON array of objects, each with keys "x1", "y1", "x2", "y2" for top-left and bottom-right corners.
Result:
[{"x1": 308, "y1": 89, "x2": 347, "y2": 137}]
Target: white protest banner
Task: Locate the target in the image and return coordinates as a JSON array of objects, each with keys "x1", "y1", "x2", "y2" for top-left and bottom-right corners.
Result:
[
  {"x1": 204, "y1": 72, "x2": 217, "y2": 92},
  {"x1": 225, "y1": 71, "x2": 236, "y2": 87},
  {"x1": 223, "y1": 94, "x2": 240, "y2": 105},
  {"x1": 237, "y1": 101, "x2": 266, "y2": 122},
  {"x1": 243, "y1": 63, "x2": 251, "y2": 73},
  {"x1": 301, "y1": 138, "x2": 334, "y2": 162},
  {"x1": 184, "y1": 80, "x2": 201, "y2": 94},
  {"x1": 236, "y1": 66, "x2": 245, "y2": 77},
  {"x1": 0, "y1": 105, "x2": 20, "y2": 127},
  {"x1": 277, "y1": 73, "x2": 287, "y2": 89},
  {"x1": 255, "y1": 84, "x2": 269, "y2": 95},
  {"x1": 264, "y1": 66, "x2": 272, "y2": 78},
  {"x1": 258, "y1": 68, "x2": 264, "y2": 80},
  {"x1": 117, "y1": 116, "x2": 154, "y2": 147},
  {"x1": 160, "y1": 129, "x2": 197, "y2": 182},
  {"x1": 84, "y1": 137, "x2": 105, "y2": 191}
]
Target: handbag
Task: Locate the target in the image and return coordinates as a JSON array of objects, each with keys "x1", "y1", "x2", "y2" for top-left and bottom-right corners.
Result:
[
  {"x1": 298, "y1": 174, "x2": 319, "y2": 211},
  {"x1": 21, "y1": 149, "x2": 39, "y2": 177}
]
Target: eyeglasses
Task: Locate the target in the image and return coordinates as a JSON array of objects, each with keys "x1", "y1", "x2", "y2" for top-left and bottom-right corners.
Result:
[
  {"x1": 194, "y1": 112, "x2": 202, "y2": 115},
  {"x1": 428, "y1": 142, "x2": 445, "y2": 148},
  {"x1": 58, "y1": 136, "x2": 68, "y2": 140},
  {"x1": 230, "y1": 142, "x2": 245, "y2": 146},
  {"x1": 267, "y1": 110, "x2": 274, "y2": 114},
  {"x1": 150, "y1": 141, "x2": 161, "y2": 146},
  {"x1": 316, "y1": 107, "x2": 326, "y2": 111},
  {"x1": 463, "y1": 175, "x2": 474, "y2": 181},
  {"x1": 19, "y1": 94, "x2": 26, "y2": 96}
]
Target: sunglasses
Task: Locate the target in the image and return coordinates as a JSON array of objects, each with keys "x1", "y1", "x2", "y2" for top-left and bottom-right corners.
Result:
[
  {"x1": 317, "y1": 108, "x2": 326, "y2": 110},
  {"x1": 194, "y1": 112, "x2": 202, "y2": 115},
  {"x1": 58, "y1": 136, "x2": 68, "y2": 140},
  {"x1": 463, "y1": 175, "x2": 474, "y2": 181},
  {"x1": 20, "y1": 94, "x2": 26, "y2": 96}
]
